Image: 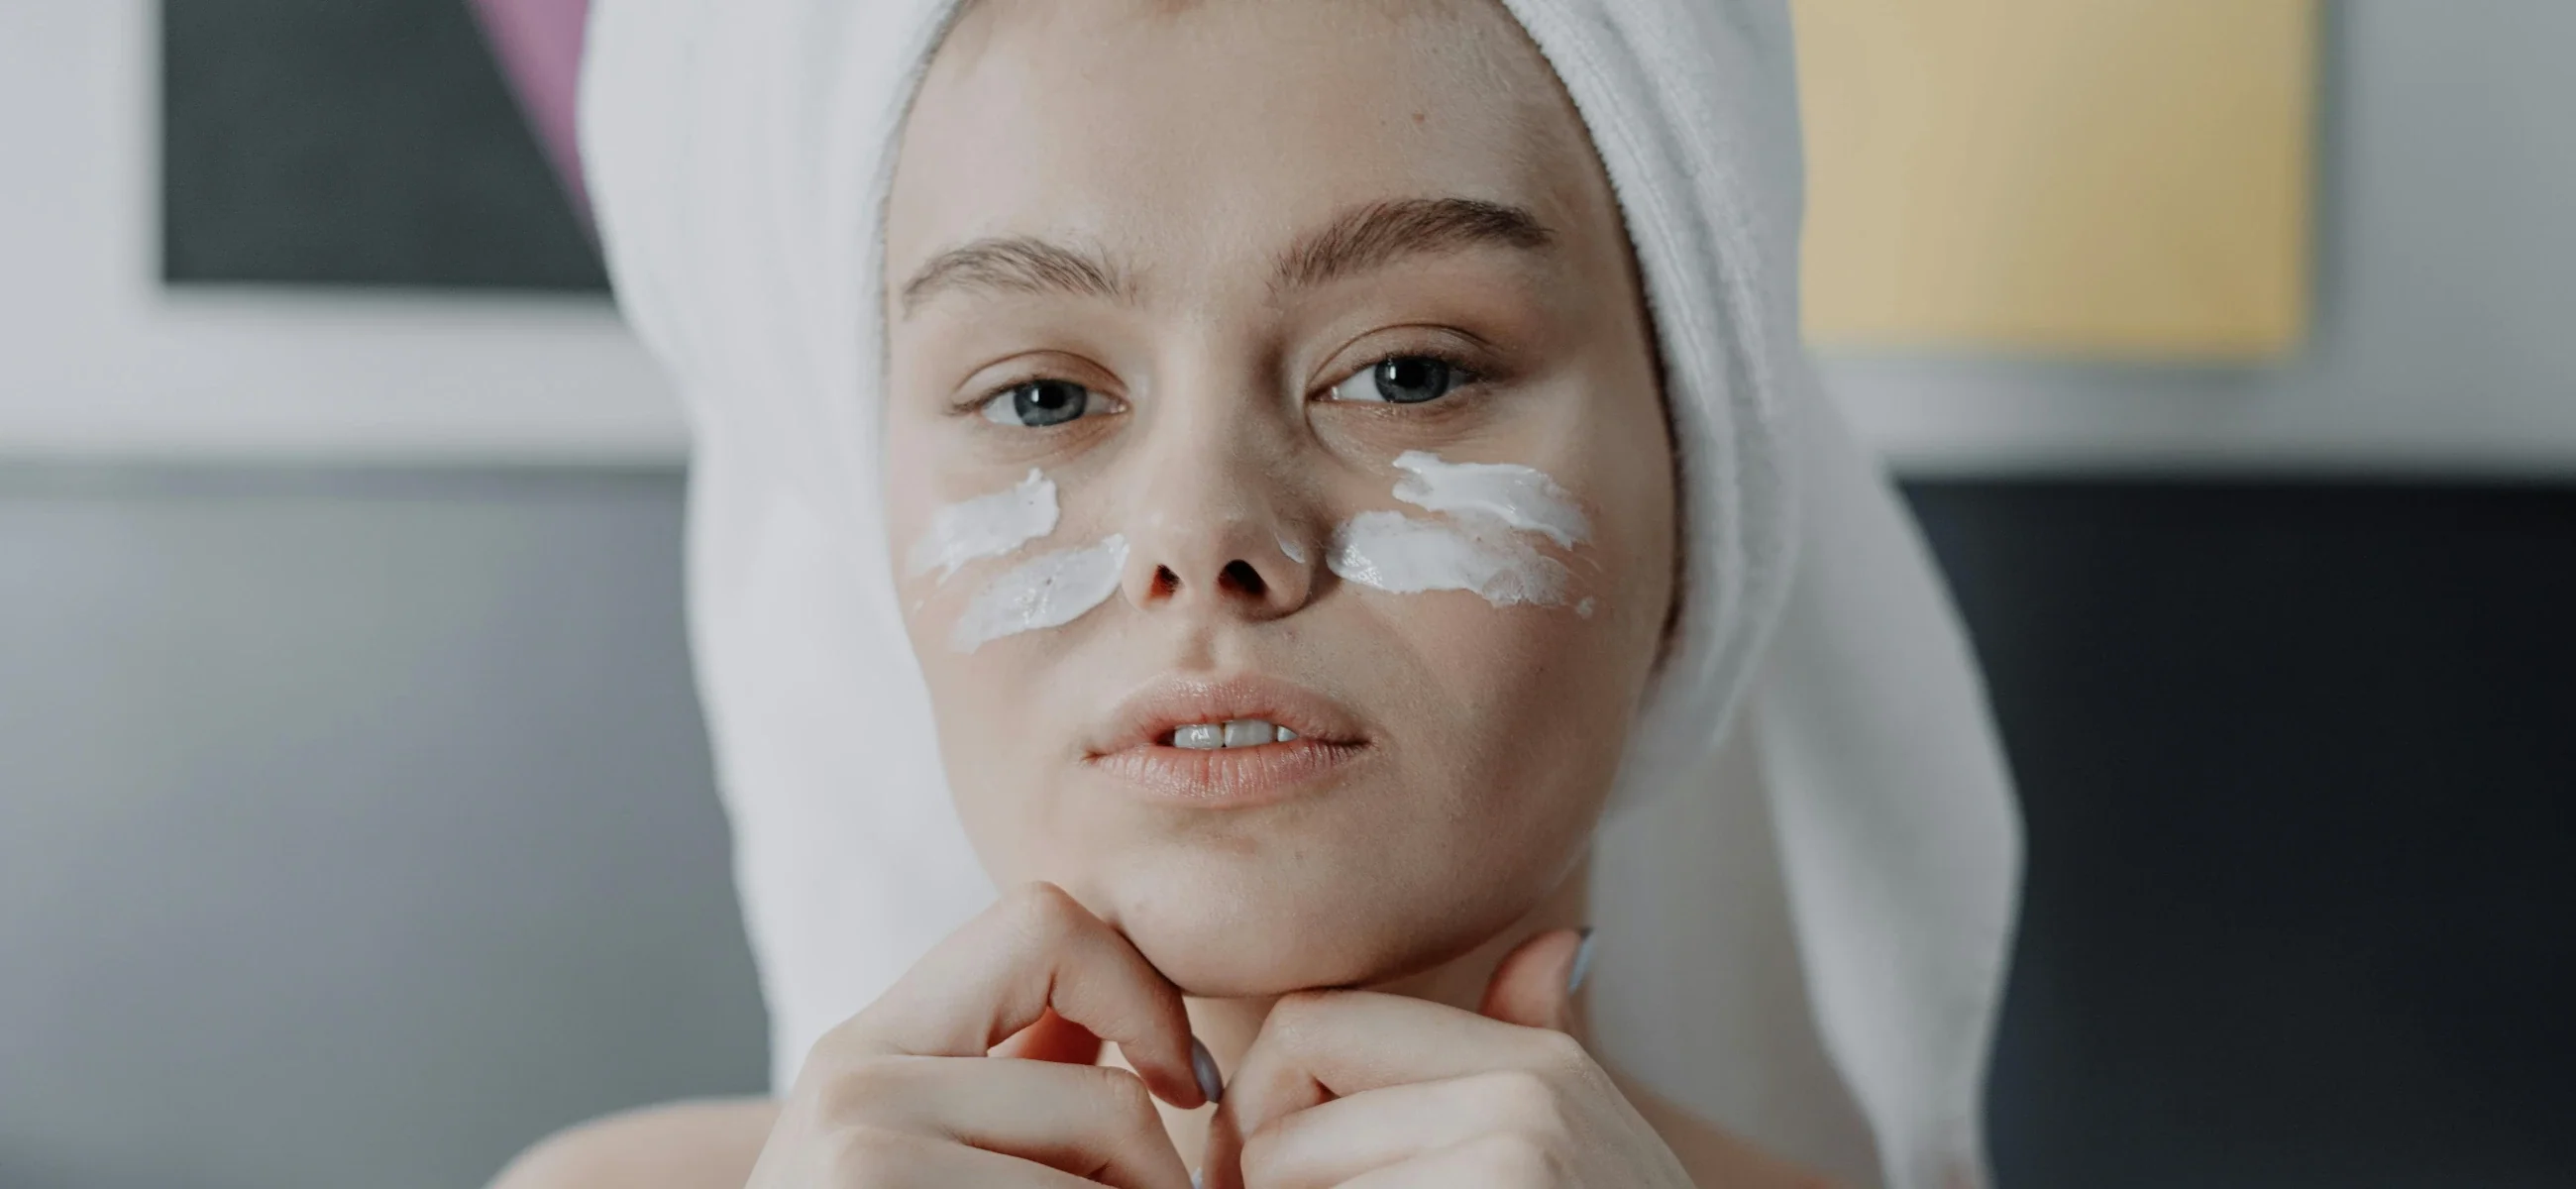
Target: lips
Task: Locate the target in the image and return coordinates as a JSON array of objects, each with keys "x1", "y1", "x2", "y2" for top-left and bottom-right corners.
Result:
[{"x1": 1084, "y1": 674, "x2": 1372, "y2": 805}]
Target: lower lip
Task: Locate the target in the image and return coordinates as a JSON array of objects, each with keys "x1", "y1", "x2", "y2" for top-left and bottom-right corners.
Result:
[{"x1": 1087, "y1": 738, "x2": 1369, "y2": 806}]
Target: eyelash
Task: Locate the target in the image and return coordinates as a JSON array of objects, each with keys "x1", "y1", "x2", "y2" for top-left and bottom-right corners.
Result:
[
  {"x1": 943, "y1": 345, "x2": 1499, "y2": 425},
  {"x1": 944, "y1": 376, "x2": 1102, "y2": 421},
  {"x1": 1324, "y1": 348, "x2": 1486, "y2": 402}
]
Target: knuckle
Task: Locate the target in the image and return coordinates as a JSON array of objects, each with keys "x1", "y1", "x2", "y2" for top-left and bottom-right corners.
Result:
[
  {"x1": 1236, "y1": 1121, "x2": 1294, "y2": 1182},
  {"x1": 1525, "y1": 1027, "x2": 1591, "y2": 1073},
  {"x1": 1262, "y1": 989, "x2": 1337, "y2": 1039},
  {"x1": 809, "y1": 1058, "x2": 912, "y2": 1122},
  {"x1": 822, "y1": 1125, "x2": 913, "y2": 1182},
  {"x1": 804, "y1": 1016, "x2": 862, "y2": 1067},
  {"x1": 1079, "y1": 1062, "x2": 1159, "y2": 1121},
  {"x1": 1005, "y1": 880, "x2": 1085, "y2": 929},
  {"x1": 1471, "y1": 1131, "x2": 1564, "y2": 1188},
  {"x1": 1478, "y1": 1069, "x2": 1567, "y2": 1135},
  {"x1": 997, "y1": 882, "x2": 1093, "y2": 955}
]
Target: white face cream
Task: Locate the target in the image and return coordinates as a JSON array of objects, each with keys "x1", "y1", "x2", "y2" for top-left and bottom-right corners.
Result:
[
  {"x1": 1389, "y1": 451, "x2": 1589, "y2": 549},
  {"x1": 949, "y1": 535, "x2": 1130, "y2": 652},
  {"x1": 1329, "y1": 511, "x2": 1571, "y2": 605},
  {"x1": 907, "y1": 469, "x2": 1058, "y2": 581},
  {"x1": 1328, "y1": 451, "x2": 1591, "y2": 609}
]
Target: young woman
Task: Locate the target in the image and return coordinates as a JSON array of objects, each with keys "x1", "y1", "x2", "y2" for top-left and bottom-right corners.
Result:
[{"x1": 498, "y1": 0, "x2": 2022, "y2": 1185}]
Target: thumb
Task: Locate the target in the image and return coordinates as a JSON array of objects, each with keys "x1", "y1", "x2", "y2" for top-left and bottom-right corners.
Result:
[{"x1": 1477, "y1": 926, "x2": 1595, "y2": 1032}]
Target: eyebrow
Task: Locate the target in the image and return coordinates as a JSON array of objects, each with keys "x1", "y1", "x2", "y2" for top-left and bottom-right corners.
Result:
[
  {"x1": 1273, "y1": 197, "x2": 1554, "y2": 292},
  {"x1": 899, "y1": 236, "x2": 1132, "y2": 316},
  {"x1": 897, "y1": 196, "x2": 1554, "y2": 318}
]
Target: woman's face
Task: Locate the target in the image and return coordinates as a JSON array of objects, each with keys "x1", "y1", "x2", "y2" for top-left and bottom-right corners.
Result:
[{"x1": 881, "y1": 0, "x2": 1673, "y2": 997}]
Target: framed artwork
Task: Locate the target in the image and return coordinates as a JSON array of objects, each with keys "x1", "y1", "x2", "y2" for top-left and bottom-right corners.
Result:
[
  {"x1": 1796, "y1": 0, "x2": 2319, "y2": 359},
  {"x1": 160, "y1": 0, "x2": 601, "y2": 291}
]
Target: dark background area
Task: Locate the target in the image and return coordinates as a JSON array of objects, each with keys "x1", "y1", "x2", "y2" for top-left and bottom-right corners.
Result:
[
  {"x1": 161, "y1": 0, "x2": 607, "y2": 290},
  {"x1": 104, "y1": 1, "x2": 2576, "y2": 1184},
  {"x1": 1912, "y1": 481, "x2": 2576, "y2": 1187}
]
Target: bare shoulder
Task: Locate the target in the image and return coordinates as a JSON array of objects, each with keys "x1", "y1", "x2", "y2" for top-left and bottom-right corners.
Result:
[{"x1": 487, "y1": 1097, "x2": 781, "y2": 1189}]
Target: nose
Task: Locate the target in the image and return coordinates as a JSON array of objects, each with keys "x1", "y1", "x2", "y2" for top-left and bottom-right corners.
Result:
[{"x1": 1116, "y1": 405, "x2": 1317, "y2": 622}]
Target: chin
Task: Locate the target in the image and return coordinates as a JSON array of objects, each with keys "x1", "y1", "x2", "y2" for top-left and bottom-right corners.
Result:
[{"x1": 1081, "y1": 854, "x2": 1521, "y2": 999}]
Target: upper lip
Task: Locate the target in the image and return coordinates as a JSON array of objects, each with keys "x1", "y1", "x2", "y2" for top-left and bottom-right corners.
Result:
[{"x1": 1085, "y1": 673, "x2": 1370, "y2": 755}]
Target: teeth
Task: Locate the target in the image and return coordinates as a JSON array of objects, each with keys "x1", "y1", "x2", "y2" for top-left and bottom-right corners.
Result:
[{"x1": 1173, "y1": 718, "x2": 1289, "y2": 750}]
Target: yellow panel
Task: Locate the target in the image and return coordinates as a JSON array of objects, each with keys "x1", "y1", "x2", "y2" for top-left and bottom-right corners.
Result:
[{"x1": 1794, "y1": 0, "x2": 2317, "y2": 359}]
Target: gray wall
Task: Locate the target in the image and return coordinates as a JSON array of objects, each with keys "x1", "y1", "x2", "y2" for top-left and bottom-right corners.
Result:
[{"x1": 0, "y1": 467, "x2": 765, "y2": 1189}]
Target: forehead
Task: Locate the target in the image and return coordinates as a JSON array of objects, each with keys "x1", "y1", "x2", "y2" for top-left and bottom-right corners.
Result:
[{"x1": 885, "y1": 0, "x2": 1608, "y2": 295}]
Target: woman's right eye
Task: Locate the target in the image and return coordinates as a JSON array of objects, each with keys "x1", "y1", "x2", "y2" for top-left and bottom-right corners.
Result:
[{"x1": 978, "y1": 378, "x2": 1109, "y2": 428}]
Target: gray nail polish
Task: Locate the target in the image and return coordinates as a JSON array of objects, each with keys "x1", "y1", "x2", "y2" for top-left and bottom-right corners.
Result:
[
  {"x1": 1566, "y1": 926, "x2": 1598, "y2": 996},
  {"x1": 1191, "y1": 1036, "x2": 1226, "y2": 1105}
]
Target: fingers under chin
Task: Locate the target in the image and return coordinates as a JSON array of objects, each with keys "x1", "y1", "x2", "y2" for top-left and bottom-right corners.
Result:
[
  {"x1": 819, "y1": 1056, "x2": 1193, "y2": 1189},
  {"x1": 1326, "y1": 1132, "x2": 1560, "y2": 1189},
  {"x1": 1218, "y1": 990, "x2": 1559, "y2": 1129},
  {"x1": 843, "y1": 881, "x2": 1206, "y2": 1110},
  {"x1": 1235, "y1": 1072, "x2": 1561, "y2": 1189}
]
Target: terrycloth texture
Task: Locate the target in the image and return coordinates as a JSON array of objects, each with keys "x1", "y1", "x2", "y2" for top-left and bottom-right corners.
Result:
[{"x1": 579, "y1": 1, "x2": 2023, "y2": 1185}]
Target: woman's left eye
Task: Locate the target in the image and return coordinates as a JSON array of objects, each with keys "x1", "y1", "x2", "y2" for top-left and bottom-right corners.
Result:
[
  {"x1": 1325, "y1": 356, "x2": 1474, "y2": 405},
  {"x1": 978, "y1": 378, "x2": 1113, "y2": 428}
]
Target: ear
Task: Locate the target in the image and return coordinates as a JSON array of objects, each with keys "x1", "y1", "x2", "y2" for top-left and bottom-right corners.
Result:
[{"x1": 1477, "y1": 926, "x2": 1593, "y2": 1032}]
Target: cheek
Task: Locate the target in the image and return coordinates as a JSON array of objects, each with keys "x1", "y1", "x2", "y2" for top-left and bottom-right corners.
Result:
[
  {"x1": 877, "y1": 433, "x2": 1048, "y2": 882},
  {"x1": 909, "y1": 647, "x2": 1057, "y2": 883},
  {"x1": 880, "y1": 417, "x2": 944, "y2": 579},
  {"x1": 1390, "y1": 469, "x2": 1668, "y2": 838},
  {"x1": 1357, "y1": 576, "x2": 1651, "y2": 839}
]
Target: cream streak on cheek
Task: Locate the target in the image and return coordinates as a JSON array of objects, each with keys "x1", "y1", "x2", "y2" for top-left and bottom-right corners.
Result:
[
  {"x1": 907, "y1": 469, "x2": 1127, "y2": 651},
  {"x1": 1329, "y1": 510, "x2": 1571, "y2": 605},
  {"x1": 949, "y1": 536, "x2": 1129, "y2": 652},
  {"x1": 1390, "y1": 451, "x2": 1589, "y2": 548},
  {"x1": 1327, "y1": 452, "x2": 1593, "y2": 609},
  {"x1": 906, "y1": 468, "x2": 1057, "y2": 580}
]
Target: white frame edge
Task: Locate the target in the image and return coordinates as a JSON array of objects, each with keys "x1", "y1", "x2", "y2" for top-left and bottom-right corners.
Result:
[{"x1": 0, "y1": 0, "x2": 688, "y2": 467}]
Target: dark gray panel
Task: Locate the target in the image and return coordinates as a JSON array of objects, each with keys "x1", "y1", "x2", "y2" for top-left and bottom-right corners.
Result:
[
  {"x1": 1909, "y1": 481, "x2": 2576, "y2": 1189},
  {"x1": 161, "y1": 0, "x2": 607, "y2": 291}
]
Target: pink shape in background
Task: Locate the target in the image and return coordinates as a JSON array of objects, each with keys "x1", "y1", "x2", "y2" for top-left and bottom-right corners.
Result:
[{"x1": 466, "y1": 0, "x2": 593, "y2": 225}]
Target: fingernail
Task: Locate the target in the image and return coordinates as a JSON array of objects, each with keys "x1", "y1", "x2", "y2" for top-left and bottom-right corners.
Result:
[
  {"x1": 1566, "y1": 926, "x2": 1598, "y2": 996},
  {"x1": 1191, "y1": 1036, "x2": 1226, "y2": 1105}
]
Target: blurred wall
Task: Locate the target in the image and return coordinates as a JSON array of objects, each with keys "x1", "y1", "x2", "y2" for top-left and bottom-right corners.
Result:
[
  {"x1": 0, "y1": 467, "x2": 768, "y2": 1189},
  {"x1": 1830, "y1": 0, "x2": 2576, "y2": 475}
]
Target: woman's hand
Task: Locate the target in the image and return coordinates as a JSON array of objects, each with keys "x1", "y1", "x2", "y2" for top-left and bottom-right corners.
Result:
[
  {"x1": 1201, "y1": 928, "x2": 1696, "y2": 1189},
  {"x1": 746, "y1": 881, "x2": 1216, "y2": 1189}
]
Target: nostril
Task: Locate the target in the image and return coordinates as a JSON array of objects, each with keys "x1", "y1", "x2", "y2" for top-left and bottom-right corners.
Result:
[
  {"x1": 1153, "y1": 565, "x2": 1182, "y2": 597},
  {"x1": 1219, "y1": 560, "x2": 1267, "y2": 597}
]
